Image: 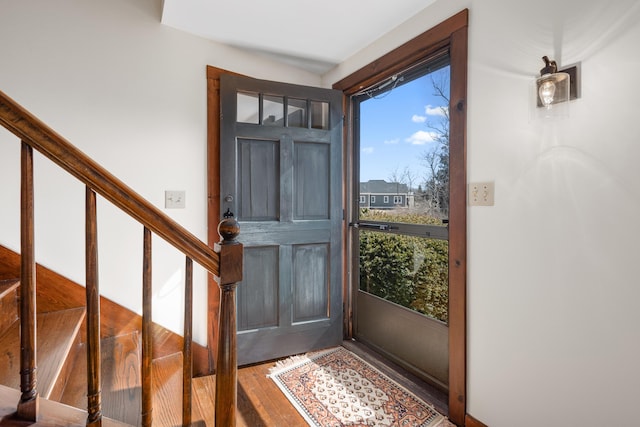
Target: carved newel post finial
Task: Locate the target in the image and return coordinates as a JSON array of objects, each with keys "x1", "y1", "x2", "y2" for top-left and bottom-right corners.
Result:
[{"x1": 218, "y1": 208, "x2": 240, "y2": 243}]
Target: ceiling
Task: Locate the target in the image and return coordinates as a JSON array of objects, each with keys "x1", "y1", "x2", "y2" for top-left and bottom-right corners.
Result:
[{"x1": 161, "y1": 0, "x2": 436, "y2": 75}]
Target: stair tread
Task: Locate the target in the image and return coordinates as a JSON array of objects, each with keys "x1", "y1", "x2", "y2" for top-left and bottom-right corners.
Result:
[
  {"x1": 0, "y1": 383, "x2": 131, "y2": 426},
  {"x1": 192, "y1": 374, "x2": 216, "y2": 426},
  {"x1": 0, "y1": 307, "x2": 85, "y2": 399},
  {"x1": 151, "y1": 352, "x2": 184, "y2": 427},
  {"x1": 59, "y1": 331, "x2": 142, "y2": 426},
  {"x1": 0, "y1": 279, "x2": 19, "y2": 299}
]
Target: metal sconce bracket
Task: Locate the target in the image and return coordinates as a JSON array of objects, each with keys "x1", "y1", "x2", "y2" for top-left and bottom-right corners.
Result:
[{"x1": 560, "y1": 63, "x2": 580, "y2": 101}]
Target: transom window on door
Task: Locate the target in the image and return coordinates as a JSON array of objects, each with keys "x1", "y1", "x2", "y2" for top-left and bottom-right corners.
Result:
[{"x1": 236, "y1": 91, "x2": 331, "y2": 129}]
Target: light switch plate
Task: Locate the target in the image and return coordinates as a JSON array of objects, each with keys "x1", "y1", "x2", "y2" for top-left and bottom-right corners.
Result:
[
  {"x1": 165, "y1": 190, "x2": 185, "y2": 209},
  {"x1": 468, "y1": 182, "x2": 494, "y2": 206}
]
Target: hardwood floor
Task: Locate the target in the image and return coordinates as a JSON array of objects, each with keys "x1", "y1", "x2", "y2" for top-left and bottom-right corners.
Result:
[{"x1": 1, "y1": 340, "x2": 449, "y2": 426}]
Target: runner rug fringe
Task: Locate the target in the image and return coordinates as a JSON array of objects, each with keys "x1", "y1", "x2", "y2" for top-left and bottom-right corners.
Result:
[{"x1": 269, "y1": 346, "x2": 453, "y2": 427}]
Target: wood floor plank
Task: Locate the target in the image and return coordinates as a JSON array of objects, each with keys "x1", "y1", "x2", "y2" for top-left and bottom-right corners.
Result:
[
  {"x1": 0, "y1": 307, "x2": 85, "y2": 399},
  {"x1": 238, "y1": 363, "x2": 308, "y2": 427},
  {"x1": 192, "y1": 363, "x2": 309, "y2": 427}
]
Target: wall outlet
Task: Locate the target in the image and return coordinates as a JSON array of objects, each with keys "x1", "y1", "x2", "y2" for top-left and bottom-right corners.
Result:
[
  {"x1": 468, "y1": 182, "x2": 494, "y2": 206},
  {"x1": 165, "y1": 190, "x2": 185, "y2": 209}
]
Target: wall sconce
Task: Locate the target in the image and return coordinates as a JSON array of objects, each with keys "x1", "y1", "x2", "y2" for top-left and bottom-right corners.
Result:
[{"x1": 536, "y1": 56, "x2": 580, "y2": 110}]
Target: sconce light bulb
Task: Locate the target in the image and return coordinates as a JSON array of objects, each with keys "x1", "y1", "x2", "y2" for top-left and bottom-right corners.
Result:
[{"x1": 539, "y1": 79, "x2": 556, "y2": 108}]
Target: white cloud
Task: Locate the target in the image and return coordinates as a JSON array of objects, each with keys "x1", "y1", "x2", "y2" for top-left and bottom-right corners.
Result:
[
  {"x1": 425, "y1": 104, "x2": 448, "y2": 117},
  {"x1": 412, "y1": 114, "x2": 427, "y2": 123},
  {"x1": 361, "y1": 146, "x2": 374, "y2": 154},
  {"x1": 405, "y1": 130, "x2": 437, "y2": 145},
  {"x1": 383, "y1": 138, "x2": 400, "y2": 145}
]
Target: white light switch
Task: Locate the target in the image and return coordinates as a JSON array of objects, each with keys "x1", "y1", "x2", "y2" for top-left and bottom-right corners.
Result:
[
  {"x1": 165, "y1": 190, "x2": 185, "y2": 209},
  {"x1": 468, "y1": 182, "x2": 494, "y2": 206}
]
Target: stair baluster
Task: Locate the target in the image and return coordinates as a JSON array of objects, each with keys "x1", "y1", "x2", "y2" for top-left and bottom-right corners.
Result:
[
  {"x1": 141, "y1": 227, "x2": 153, "y2": 427},
  {"x1": 183, "y1": 257, "x2": 193, "y2": 426},
  {"x1": 85, "y1": 187, "x2": 102, "y2": 427},
  {"x1": 18, "y1": 141, "x2": 39, "y2": 421}
]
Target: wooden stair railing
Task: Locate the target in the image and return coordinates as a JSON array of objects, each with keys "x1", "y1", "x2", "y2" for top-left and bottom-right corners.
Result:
[{"x1": 0, "y1": 89, "x2": 243, "y2": 427}]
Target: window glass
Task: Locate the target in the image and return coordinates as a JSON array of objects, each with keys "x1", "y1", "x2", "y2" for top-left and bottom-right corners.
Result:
[
  {"x1": 263, "y1": 95, "x2": 284, "y2": 126},
  {"x1": 237, "y1": 91, "x2": 259, "y2": 124},
  {"x1": 310, "y1": 101, "x2": 329, "y2": 129},
  {"x1": 356, "y1": 60, "x2": 451, "y2": 322},
  {"x1": 288, "y1": 98, "x2": 307, "y2": 128}
]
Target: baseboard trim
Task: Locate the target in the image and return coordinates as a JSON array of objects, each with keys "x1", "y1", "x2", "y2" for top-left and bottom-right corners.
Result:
[{"x1": 465, "y1": 413, "x2": 488, "y2": 427}]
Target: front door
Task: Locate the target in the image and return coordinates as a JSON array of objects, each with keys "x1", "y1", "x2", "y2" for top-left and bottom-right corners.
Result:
[{"x1": 220, "y1": 74, "x2": 343, "y2": 365}]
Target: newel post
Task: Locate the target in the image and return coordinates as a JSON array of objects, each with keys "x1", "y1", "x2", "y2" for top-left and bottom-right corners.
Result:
[{"x1": 214, "y1": 210, "x2": 243, "y2": 427}]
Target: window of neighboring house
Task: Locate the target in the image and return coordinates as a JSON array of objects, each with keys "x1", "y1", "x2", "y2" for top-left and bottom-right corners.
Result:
[
  {"x1": 383, "y1": 196, "x2": 389, "y2": 203},
  {"x1": 394, "y1": 195, "x2": 402, "y2": 204},
  {"x1": 371, "y1": 196, "x2": 376, "y2": 203},
  {"x1": 360, "y1": 195, "x2": 366, "y2": 203}
]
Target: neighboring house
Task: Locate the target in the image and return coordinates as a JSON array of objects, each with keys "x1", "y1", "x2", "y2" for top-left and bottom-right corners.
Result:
[{"x1": 359, "y1": 180, "x2": 411, "y2": 209}]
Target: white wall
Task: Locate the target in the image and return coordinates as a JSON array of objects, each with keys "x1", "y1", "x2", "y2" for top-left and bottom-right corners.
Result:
[
  {"x1": 0, "y1": 0, "x2": 321, "y2": 345},
  {"x1": 326, "y1": 0, "x2": 640, "y2": 425},
  {"x1": 2, "y1": 0, "x2": 640, "y2": 425}
]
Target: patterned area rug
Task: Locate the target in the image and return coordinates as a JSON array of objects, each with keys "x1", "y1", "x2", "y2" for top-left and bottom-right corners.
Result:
[{"x1": 269, "y1": 347, "x2": 453, "y2": 427}]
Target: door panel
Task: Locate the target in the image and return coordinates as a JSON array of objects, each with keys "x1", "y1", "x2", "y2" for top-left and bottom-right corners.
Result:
[
  {"x1": 220, "y1": 73, "x2": 343, "y2": 365},
  {"x1": 294, "y1": 142, "x2": 329, "y2": 219},
  {"x1": 292, "y1": 243, "x2": 329, "y2": 322},
  {"x1": 238, "y1": 139, "x2": 279, "y2": 220},
  {"x1": 237, "y1": 246, "x2": 279, "y2": 331},
  {"x1": 356, "y1": 291, "x2": 448, "y2": 389}
]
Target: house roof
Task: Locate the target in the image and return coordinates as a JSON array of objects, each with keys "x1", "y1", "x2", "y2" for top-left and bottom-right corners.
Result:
[{"x1": 360, "y1": 180, "x2": 408, "y2": 194}]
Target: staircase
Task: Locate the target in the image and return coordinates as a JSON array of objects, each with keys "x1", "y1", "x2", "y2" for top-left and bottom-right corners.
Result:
[
  {"x1": 0, "y1": 89, "x2": 243, "y2": 426},
  {"x1": 0, "y1": 274, "x2": 223, "y2": 426}
]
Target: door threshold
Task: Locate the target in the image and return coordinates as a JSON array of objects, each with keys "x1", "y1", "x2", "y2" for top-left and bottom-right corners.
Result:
[{"x1": 341, "y1": 339, "x2": 448, "y2": 416}]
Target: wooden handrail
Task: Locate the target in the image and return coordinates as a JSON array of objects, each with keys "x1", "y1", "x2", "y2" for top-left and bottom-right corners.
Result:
[
  {"x1": 0, "y1": 90, "x2": 220, "y2": 275},
  {"x1": 2, "y1": 89, "x2": 243, "y2": 426}
]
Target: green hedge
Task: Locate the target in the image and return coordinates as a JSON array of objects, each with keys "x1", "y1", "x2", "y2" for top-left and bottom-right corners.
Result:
[{"x1": 359, "y1": 210, "x2": 449, "y2": 323}]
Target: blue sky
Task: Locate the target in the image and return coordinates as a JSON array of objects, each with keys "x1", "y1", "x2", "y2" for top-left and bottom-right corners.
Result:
[{"x1": 359, "y1": 66, "x2": 450, "y2": 187}]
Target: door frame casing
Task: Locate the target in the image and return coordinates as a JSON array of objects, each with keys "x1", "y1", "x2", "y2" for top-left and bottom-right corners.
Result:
[{"x1": 332, "y1": 9, "x2": 468, "y2": 425}]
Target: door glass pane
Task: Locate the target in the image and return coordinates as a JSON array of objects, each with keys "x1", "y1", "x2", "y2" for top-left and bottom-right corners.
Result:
[
  {"x1": 357, "y1": 61, "x2": 450, "y2": 323},
  {"x1": 288, "y1": 98, "x2": 307, "y2": 128},
  {"x1": 263, "y1": 95, "x2": 285, "y2": 126},
  {"x1": 310, "y1": 100, "x2": 329, "y2": 129},
  {"x1": 359, "y1": 229, "x2": 448, "y2": 323},
  {"x1": 237, "y1": 91, "x2": 259, "y2": 124}
]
